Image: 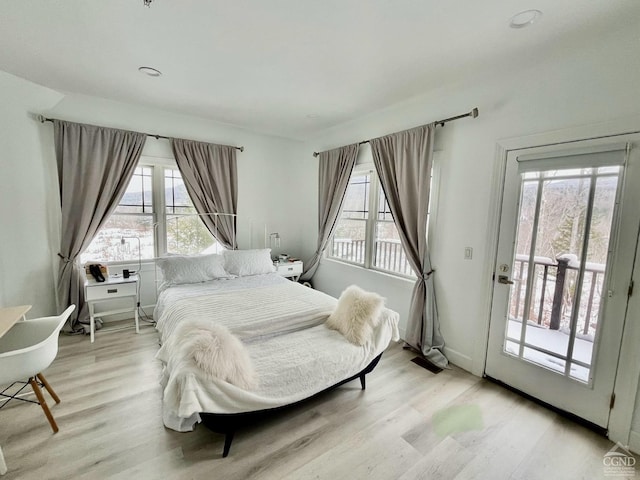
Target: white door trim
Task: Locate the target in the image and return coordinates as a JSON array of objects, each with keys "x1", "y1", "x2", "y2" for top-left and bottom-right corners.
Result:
[{"x1": 476, "y1": 115, "x2": 640, "y2": 447}]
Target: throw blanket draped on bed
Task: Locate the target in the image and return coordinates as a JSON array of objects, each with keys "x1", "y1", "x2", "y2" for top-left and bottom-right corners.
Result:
[{"x1": 155, "y1": 274, "x2": 400, "y2": 432}]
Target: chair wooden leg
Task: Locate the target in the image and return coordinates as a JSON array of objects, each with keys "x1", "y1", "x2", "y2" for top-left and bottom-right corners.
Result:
[
  {"x1": 36, "y1": 373, "x2": 60, "y2": 404},
  {"x1": 28, "y1": 377, "x2": 58, "y2": 433},
  {"x1": 0, "y1": 445, "x2": 7, "y2": 475}
]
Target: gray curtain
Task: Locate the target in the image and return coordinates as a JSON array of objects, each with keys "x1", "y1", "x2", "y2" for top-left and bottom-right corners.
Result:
[
  {"x1": 301, "y1": 144, "x2": 359, "y2": 281},
  {"x1": 171, "y1": 139, "x2": 238, "y2": 249},
  {"x1": 370, "y1": 124, "x2": 448, "y2": 368},
  {"x1": 54, "y1": 120, "x2": 146, "y2": 328}
]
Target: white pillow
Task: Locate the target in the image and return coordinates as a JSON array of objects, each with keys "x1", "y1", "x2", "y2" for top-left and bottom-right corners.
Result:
[
  {"x1": 325, "y1": 285, "x2": 385, "y2": 346},
  {"x1": 223, "y1": 249, "x2": 276, "y2": 276},
  {"x1": 157, "y1": 253, "x2": 231, "y2": 290}
]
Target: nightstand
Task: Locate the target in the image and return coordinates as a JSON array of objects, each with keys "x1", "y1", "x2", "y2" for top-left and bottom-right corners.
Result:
[
  {"x1": 84, "y1": 275, "x2": 139, "y2": 343},
  {"x1": 275, "y1": 260, "x2": 303, "y2": 281}
]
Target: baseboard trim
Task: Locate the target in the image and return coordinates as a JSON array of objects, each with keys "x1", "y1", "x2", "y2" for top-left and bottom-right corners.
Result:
[
  {"x1": 396, "y1": 338, "x2": 473, "y2": 373},
  {"x1": 443, "y1": 346, "x2": 473, "y2": 373}
]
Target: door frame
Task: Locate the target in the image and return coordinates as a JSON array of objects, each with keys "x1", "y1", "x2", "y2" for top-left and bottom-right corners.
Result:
[{"x1": 476, "y1": 116, "x2": 640, "y2": 447}]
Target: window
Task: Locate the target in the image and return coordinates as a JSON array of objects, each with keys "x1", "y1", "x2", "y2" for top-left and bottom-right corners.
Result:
[
  {"x1": 163, "y1": 168, "x2": 219, "y2": 255},
  {"x1": 81, "y1": 162, "x2": 219, "y2": 264},
  {"x1": 331, "y1": 172, "x2": 370, "y2": 265},
  {"x1": 330, "y1": 167, "x2": 415, "y2": 277}
]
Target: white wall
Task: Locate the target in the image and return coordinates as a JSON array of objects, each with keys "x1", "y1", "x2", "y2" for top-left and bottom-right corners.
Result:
[
  {"x1": 299, "y1": 24, "x2": 640, "y2": 375},
  {"x1": 0, "y1": 71, "x2": 64, "y2": 317}
]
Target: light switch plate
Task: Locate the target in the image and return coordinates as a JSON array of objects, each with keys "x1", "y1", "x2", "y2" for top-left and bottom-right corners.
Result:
[{"x1": 464, "y1": 247, "x2": 473, "y2": 260}]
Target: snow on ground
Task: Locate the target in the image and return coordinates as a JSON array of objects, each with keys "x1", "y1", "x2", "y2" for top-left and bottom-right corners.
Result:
[{"x1": 506, "y1": 319, "x2": 594, "y2": 382}]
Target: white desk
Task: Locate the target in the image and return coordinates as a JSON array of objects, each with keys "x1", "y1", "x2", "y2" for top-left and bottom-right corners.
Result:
[
  {"x1": 0, "y1": 305, "x2": 30, "y2": 339},
  {"x1": 0, "y1": 305, "x2": 31, "y2": 476},
  {"x1": 85, "y1": 275, "x2": 139, "y2": 343}
]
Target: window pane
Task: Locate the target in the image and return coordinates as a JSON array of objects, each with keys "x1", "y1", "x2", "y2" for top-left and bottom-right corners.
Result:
[
  {"x1": 165, "y1": 169, "x2": 195, "y2": 214},
  {"x1": 341, "y1": 173, "x2": 370, "y2": 220},
  {"x1": 81, "y1": 214, "x2": 154, "y2": 263},
  {"x1": 378, "y1": 186, "x2": 393, "y2": 221},
  {"x1": 115, "y1": 167, "x2": 153, "y2": 214},
  {"x1": 331, "y1": 219, "x2": 366, "y2": 264},
  {"x1": 166, "y1": 215, "x2": 219, "y2": 255},
  {"x1": 164, "y1": 168, "x2": 218, "y2": 254},
  {"x1": 542, "y1": 168, "x2": 592, "y2": 178},
  {"x1": 597, "y1": 166, "x2": 621, "y2": 175},
  {"x1": 505, "y1": 165, "x2": 621, "y2": 384},
  {"x1": 374, "y1": 221, "x2": 414, "y2": 276}
]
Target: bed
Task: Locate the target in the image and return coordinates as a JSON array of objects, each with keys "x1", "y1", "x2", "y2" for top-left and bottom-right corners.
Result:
[{"x1": 154, "y1": 250, "x2": 400, "y2": 456}]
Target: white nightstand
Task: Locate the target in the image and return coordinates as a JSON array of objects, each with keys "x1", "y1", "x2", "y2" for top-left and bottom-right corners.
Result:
[
  {"x1": 275, "y1": 260, "x2": 303, "y2": 281},
  {"x1": 84, "y1": 275, "x2": 139, "y2": 343}
]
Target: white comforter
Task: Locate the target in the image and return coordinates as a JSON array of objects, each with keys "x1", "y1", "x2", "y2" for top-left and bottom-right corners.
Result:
[
  {"x1": 156, "y1": 275, "x2": 336, "y2": 343},
  {"x1": 155, "y1": 274, "x2": 400, "y2": 432}
]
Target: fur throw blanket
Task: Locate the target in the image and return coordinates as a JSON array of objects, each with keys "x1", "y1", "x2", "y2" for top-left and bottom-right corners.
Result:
[{"x1": 166, "y1": 320, "x2": 258, "y2": 390}]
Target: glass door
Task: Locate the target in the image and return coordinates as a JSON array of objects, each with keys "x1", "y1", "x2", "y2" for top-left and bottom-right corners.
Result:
[
  {"x1": 486, "y1": 141, "x2": 639, "y2": 428},
  {"x1": 505, "y1": 166, "x2": 621, "y2": 384}
]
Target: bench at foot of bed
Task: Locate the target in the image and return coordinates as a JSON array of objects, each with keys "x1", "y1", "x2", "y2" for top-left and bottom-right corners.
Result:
[{"x1": 201, "y1": 352, "x2": 383, "y2": 457}]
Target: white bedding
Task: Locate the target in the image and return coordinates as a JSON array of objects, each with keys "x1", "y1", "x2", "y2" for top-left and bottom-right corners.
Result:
[
  {"x1": 155, "y1": 274, "x2": 337, "y2": 343},
  {"x1": 155, "y1": 273, "x2": 290, "y2": 323},
  {"x1": 155, "y1": 274, "x2": 400, "y2": 432}
]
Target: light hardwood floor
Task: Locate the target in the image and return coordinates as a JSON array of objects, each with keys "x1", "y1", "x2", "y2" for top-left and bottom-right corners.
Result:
[{"x1": 0, "y1": 325, "x2": 633, "y2": 480}]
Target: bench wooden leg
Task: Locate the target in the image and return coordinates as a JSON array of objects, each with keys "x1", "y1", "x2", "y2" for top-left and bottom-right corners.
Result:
[
  {"x1": 36, "y1": 374, "x2": 60, "y2": 404},
  {"x1": 28, "y1": 377, "x2": 58, "y2": 433},
  {"x1": 360, "y1": 373, "x2": 366, "y2": 390}
]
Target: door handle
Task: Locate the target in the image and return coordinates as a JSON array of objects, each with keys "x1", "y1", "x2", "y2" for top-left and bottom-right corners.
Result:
[{"x1": 497, "y1": 275, "x2": 514, "y2": 285}]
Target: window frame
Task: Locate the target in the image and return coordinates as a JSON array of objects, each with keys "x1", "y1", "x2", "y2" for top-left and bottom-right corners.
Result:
[
  {"x1": 327, "y1": 151, "x2": 440, "y2": 280},
  {"x1": 82, "y1": 156, "x2": 217, "y2": 264},
  {"x1": 147, "y1": 156, "x2": 218, "y2": 259},
  {"x1": 328, "y1": 163, "x2": 416, "y2": 279},
  {"x1": 327, "y1": 169, "x2": 371, "y2": 269}
]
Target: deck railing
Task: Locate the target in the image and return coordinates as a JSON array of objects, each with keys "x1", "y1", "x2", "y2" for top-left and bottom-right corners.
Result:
[
  {"x1": 332, "y1": 239, "x2": 366, "y2": 264},
  {"x1": 510, "y1": 253, "x2": 605, "y2": 336},
  {"x1": 331, "y1": 239, "x2": 413, "y2": 276}
]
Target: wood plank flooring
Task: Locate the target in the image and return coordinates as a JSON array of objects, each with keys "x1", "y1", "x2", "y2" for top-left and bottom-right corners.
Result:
[{"x1": 0, "y1": 325, "x2": 633, "y2": 479}]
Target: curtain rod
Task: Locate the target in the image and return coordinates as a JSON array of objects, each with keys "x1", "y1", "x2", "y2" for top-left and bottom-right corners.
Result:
[
  {"x1": 312, "y1": 107, "x2": 478, "y2": 157},
  {"x1": 37, "y1": 115, "x2": 245, "y2": 152}
]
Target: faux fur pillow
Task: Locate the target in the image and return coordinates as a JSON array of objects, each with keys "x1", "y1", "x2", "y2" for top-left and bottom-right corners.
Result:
[
  {"x1": 326, "y1": 285, "x2": 385, "y2": 346},
  {"x1": 175, "y1": 320, "x2": 257, "y2": 390}
]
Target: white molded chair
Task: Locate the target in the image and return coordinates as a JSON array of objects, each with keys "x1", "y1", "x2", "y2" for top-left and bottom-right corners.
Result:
[{"x1": 0, "y1": 305, "x2": 75, "y2": 433}]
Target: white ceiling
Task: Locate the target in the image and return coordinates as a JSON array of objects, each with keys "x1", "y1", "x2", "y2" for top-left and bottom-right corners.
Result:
[{"x1": 0, "y1": 1, "x2": 637, "y2": 140}]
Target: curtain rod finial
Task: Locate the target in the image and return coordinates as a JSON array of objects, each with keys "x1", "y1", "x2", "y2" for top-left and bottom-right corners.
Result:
[
  {"x1": 313, "y1": 152, "x2": 319, "y2": 157},
  {"x1": 37, "y1": 114, "x2": 46, "y2": 123},
  {"x1": 471, "y1": 107, "x2": 479, "y2": 118},
  {"x1": 239, "y1": 146, "x2": 245, "y2": 152}
]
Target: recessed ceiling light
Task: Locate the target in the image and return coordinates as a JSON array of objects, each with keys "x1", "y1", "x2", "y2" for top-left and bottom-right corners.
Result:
[
  {"x1": 138, "y1": 66, "x2": 162, "y2": 77},
  {"x1": 509, "y1": 9, "x2": 542, "y2": 29}
]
